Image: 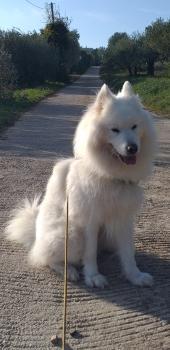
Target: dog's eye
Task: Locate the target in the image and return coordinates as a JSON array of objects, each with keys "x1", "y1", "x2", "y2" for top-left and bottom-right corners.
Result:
[
  {"x1": 131, "y1": 124, "x2": 137, "y2": 130},
  {"x1": 112, "y1": 128, "x2": 120, "y2": 133}
]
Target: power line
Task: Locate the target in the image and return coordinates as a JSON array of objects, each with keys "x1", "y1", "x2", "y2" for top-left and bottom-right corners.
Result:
[{"x1": 25, "y1": 0, "x2": 44, "y2": 10}]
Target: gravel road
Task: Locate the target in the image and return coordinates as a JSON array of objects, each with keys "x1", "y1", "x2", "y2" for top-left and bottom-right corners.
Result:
[{"x1": 0, "y1": 67, "x2": 169, "y2": 349}]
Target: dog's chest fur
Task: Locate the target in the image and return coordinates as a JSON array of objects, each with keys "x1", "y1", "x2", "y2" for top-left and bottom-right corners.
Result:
[
  {"x1": 88, "y1": 178, "x2": 142, "y2": 222},
  {"x1": 68, "y1": 163, "x2": 143, "y2": 225}
]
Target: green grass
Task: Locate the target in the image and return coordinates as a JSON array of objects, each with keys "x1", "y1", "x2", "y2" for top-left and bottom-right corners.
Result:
[
  {"x1": 0, "y1": 81, "x2": 64, "y2": 131},
  {"x1": 101, "y1": 72, "x2": 170, "y2": 116}
]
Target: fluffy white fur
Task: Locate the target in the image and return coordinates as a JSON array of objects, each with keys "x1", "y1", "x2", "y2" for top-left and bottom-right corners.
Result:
[{"x1": 5, "y1": 82, "x2": 156, "y2": 288}]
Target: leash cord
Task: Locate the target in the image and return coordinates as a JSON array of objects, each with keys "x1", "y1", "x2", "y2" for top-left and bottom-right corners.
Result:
[{"x1": 62, "y1": 196, "x2": 69, "y2": 350}]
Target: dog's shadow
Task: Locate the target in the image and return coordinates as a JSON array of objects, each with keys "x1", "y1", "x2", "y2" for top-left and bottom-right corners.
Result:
[{"x1": 65, "y1": 251, "x2": 170, "y2": 323}]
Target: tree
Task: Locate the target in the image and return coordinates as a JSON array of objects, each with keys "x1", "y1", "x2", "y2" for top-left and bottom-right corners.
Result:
[
  {"x1": 42, "y1": 19, "x2": 69, "y2": 80},
  {"x1": 42, "y1": 8, "x2": 81, "y2": 81},
  {"x1": 131, "y1": 33, "x2": 145, "y2": 75},
  {"x1": 67, "y1": 30, "x2": 80, "y2": 72},
  {"x1": 0, "y1": 47, "x2": 17, "y2": 99},
  {"x1": 75, "y1": 49, "x2": 94, "y2": 74},
  {"x1": 42, "y1": 20, "x2": 69, "y2": 51},
  {"x1": 108, "y1": 32, "x2": 128, "y2": 47},
  {"x1": 102, "y1": 18, "x2": 170, "y2": 78},
  {"x1": 143, "y1": 18, "x2": 170, "y2": 75},
  {"x1": 88, "y1": 47, "x2": 105, "y2": 66},
  {"x1": 0, "y1": 29, "x2": 59, "y2": 85},
  {"x1": 103, "y1": 33, "x2": 143, "y2": 76}
]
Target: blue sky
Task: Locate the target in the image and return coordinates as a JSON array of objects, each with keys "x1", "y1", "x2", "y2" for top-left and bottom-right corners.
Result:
[{"x1": 0, "y1": 0, "x2": 169, "y2": 48}]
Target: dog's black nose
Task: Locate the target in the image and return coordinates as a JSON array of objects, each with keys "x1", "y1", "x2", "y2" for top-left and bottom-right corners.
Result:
[{"x1": 126, "y1": 143, "x2": 138, "y2": 154}]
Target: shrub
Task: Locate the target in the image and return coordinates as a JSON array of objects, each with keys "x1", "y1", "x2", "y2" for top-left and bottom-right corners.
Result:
[{"x1": 0, "y1": 47, "x2": 17, "y2": 99}]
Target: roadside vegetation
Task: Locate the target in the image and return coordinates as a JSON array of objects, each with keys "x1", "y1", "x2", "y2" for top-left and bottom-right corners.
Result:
[
  {"x1": 0, "y1": 82, "x2": 64, "y2": 131},
  {"x1": 0, "y1": 7, "x2": 104, "y2": 131},
  {"x1": 0, "y1": 13, "x2": 169, "y2": 131},
  {"x1": 101, "y1": 18, "x2": 170, "y2": 115}
]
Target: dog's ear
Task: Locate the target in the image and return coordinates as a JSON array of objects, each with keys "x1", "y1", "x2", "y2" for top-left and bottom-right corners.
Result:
[
  {"x1": 121, "y1": 81, "x2": 134, "y2": 97},
  {"x1": 95, "y1": 84, "x2": 113, "y2": 110}
]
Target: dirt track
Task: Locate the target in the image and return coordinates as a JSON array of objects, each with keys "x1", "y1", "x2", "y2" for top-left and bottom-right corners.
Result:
[{"x1": 0, "y1": 67, "x2": 169, "y2": 349}]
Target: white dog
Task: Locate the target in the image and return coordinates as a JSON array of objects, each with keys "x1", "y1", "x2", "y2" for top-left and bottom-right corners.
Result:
[{"x1": 5, "y1": 82, "x2": 156, "y2": 288}]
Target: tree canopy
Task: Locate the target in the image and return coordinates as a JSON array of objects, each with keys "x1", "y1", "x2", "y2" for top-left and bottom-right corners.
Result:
[{"x1": 103, "y1": 18, "x2": 170, "y2": 77}]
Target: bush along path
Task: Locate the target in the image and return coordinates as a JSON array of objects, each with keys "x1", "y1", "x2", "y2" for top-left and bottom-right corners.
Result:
[{"x1": 0, "y1": 81, "x2": 65, "y2": 132}]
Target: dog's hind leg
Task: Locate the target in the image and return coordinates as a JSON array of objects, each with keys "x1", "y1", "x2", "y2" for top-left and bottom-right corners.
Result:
[{"x1": 29, "y1": 235, "x2": 80, "y2": 282}]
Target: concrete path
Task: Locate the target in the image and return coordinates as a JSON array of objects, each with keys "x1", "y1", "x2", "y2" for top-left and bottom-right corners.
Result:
[{"x1": 0, "y1": 67, "x2": 169, "y2": 349}]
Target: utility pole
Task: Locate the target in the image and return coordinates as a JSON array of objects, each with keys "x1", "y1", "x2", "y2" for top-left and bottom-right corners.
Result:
[{"x1": 50, "y1": 2, "x2": 55, "y2": 23}]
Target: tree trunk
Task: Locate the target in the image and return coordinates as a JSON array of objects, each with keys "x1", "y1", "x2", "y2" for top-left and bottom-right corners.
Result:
[
  {"x1": 127, "y1": 66, "x2": 132, "y2": 76},
  {"x1": 147, "y1": 59, "x2": 155, "y2": 76},
  {"x1": 134, "y1": 66, "x2": 138, "y2": 76}
]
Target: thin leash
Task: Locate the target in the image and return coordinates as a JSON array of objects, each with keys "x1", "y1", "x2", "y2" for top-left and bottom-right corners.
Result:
[{"x1": 62, "y1": 195, "x2": 69, "y2": 350}]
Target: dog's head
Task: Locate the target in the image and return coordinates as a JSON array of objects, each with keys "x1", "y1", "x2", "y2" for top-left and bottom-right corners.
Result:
[{"x1": 74, "y1": 82, "x2": 156, "y2": 182}]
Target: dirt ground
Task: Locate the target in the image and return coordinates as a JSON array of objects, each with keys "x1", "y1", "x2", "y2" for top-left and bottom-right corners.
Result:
[{"x1": 0, "y1": 67, "x2": 169, "y2": 349}]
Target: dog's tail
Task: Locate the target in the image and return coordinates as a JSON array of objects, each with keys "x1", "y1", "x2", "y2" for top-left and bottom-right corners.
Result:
[{"x1": 5, "y1": 196, "x2": 40, "y2": 249}]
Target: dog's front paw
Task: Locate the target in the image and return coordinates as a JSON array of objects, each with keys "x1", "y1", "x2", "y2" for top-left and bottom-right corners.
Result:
[
  {"x1": 129, "y1": 271, "x2": 153, "y2": 287},
  {"x1": 67, "y1": 266, "x2": 80, "y2": 282},
  {"x1": 85, "y1": 273, "x2": 108, "y2": 288}
]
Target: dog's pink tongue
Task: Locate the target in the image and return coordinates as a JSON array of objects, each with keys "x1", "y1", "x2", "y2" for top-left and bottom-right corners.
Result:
[
  {"x1": 126, "y1": 156, "x2": 136, "y2": 164},
  {"x1": 121, "y1": 155, "x2": 136, "y2": 165}
]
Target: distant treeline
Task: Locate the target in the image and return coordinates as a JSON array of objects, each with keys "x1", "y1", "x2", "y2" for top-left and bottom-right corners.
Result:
[
  {"x1": 0, "y1": 12, "x2": 104, "y2": 99},
  {"x1": 101, "y1": 18, "x2": 170, "y2": 77}
]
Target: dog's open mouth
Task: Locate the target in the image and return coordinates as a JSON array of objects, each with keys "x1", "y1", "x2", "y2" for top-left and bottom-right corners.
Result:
[
  {"x1": 108, "y1": 144, "x2": 137, "y2": 165},
  {"x1": 112, "y1": 152, "x2": 137, "y2": 165},
  {"x1": 118, "y1": 154, "x2": 136, "y2": 165}
]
